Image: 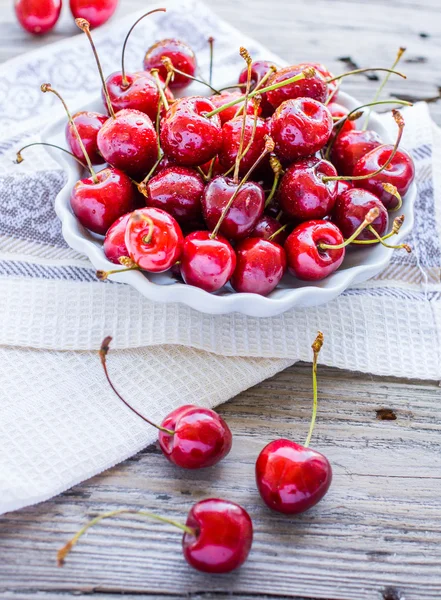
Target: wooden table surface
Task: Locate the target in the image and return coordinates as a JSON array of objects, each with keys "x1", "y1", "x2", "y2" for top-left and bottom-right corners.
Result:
[{"x1": 1, "y1": 1, "x2": 440, "y2": 599}]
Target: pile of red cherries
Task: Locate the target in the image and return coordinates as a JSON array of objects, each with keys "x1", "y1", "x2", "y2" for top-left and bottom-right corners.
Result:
[{"x1": 24, "y1": 10, "x2": 415, "y2": 300}]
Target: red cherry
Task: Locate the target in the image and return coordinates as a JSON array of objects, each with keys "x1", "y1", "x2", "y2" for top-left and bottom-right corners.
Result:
[
  {"x1": 146, "y1": 166, "x2": 205, "y2": 227},
  {"x1": 143, "y1": 39, "x2": 197, "y2": 89},
  {"x1": 285, "y1": 220, "x2": 345, "y2": 280},
  {"x1": 335, "y1": 180, "x2": 353, "y2": 197},
  {"x1": 250, "y1": 214, "x2": 288, "y2": 245},
  {"x1": 330, "y1": 129, "x2": 383, "y2": 175},
  {"x1": 103, "y1": 212, "x2": 131, "y2": 263},
  {"x1": 297, "y1": 62, "x2": 338, "y2": 100},
  {"x1": 105, "y1": 71, "x2": 173, "y2": 120},
  {"x1": 71, "y1": 167, "x2": 136, "y2": 235},
  {"x1": 270, "y1": 98, "x2": 333, "y2": 163},
  {"x1": 279, "y1": 158, "x2": 338, "y2": 220},
  {"x1": 266, "y1": 65, "x2": 328, "y2": 109},
  {"x1": 238, "y1": 60, "x2": 279, "y2": 117},
  {"x1": 125, "y1": 207, "x2": 183, "y2": 272},
  {"x1": 352, "y1": 145, "x2": 415, "y2": 209},
  {"x1": 202, "y1": 176, "x2": 265, "y2": 241},
  {"x1": 231, "y1": 238, "x2": 287, "y2": 295},
  {"x1": 160, "y1": 97, "x2": 222, "y2": 167},
  {"x1": 332, "y1": 188, "x2": 388, "y2": 241},
  {"x1": 180, "y1": 231, "x2": 236, "y2": 292},
  {"x1": 158, "y1": 405, "x2": 232, "y2": 469},
  {"x1": 327, "y1": 101, "x2": 356, "y2": 139},
  {"x1": 69, "y1": 0, "x2": 117, "y2": 28},
  {"x1": 66, "y1": 111, "x2": 108, "y2": 165},
  {"x1": 209, "y1": 91, "x2": 260, "y2": 124},
  {"x1": 183, "y1": 499, "x2": 253, "y2": 573},
  {"x1": 256, "y1": 439, "x2": 332, "y2": 514},
  {"x1": 97, "y1": 109, "x2": 158, "y2": 179},
  {"x1": 219, "y1": 115, "x2": 269, "y2": 175},
  {"x1": 15, "y1": 0, "x2": 61, "y2": 35}
]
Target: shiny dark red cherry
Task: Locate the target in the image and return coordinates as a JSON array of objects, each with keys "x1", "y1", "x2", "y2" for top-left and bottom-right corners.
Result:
[
  {"x1": 352, "y1": 145, "x2": 415, "y2": 209},
  {"x1": 270, "y1": 98, "x2": 333, "y2": 163},
  {"x1": 332, "y1": 188, "x2": 388, "y2": 241},
  {"x1": 66, "y1": 111, "x2": 108, "y2": 165},
  {"x1": 97, "y1": 109, "x2": 157, "y2": 179},
  {"x1": 285, "y1": 220, "x2": 345, "y2": 280},
  {"x1": 209, "y1": 91, "x2": 260, "y2": 124},
  {"x1": 231, "y1": 238, "x2": 286, "y2": 295},
  {"x1": 330, "y1": 129, "x2": 383, "y2": 176},
  {"x1": 143, "y1": 38, "x2": 197, "y2": 89},
  {"x1": 160, "y1": 96, "x2": 222, "y2": 167},
  {"x1": 256, "y1": 439, "x2": 332, "y2": 514},
  {"x1": 202, "y1": 176, "x2": 265, "y2": 241},
  {"x1": 183, "y1": 499, "x2": 253, "y2": 573},
  {"x1": 146, "y1": 166, "x2": 205, "y2": 227},
  {"x1": 327, "y1": 101, "x2": 356, "y2": 139},
  {"x1": 71, "y1": 167, "x2": 136, "y2": 235},
  {"x1": 297, "y1": 62, "x2": 338, "y2": 100},
  {"x1": 180, "y1": 231, "x2": 236, "y2": 292},
  {"x1": 105, "y1": 71, "x2": 173, "y2": 121},
  {"x1": 251, "y1": 214, "x2": 288, "y2": 245},
  {"x1": 279, "y1": 157, "x2": 338, "y2": 220},
  {"x1": 266, "y1": 64, "x2": 328, "y2": 109},
  {"x1": 219, "y1": 114, "x2": 269, "y2": 175},
  {"x1": 238, "y1": 60, "x2": 279, "y2": 117},
  {"x1": 124, "y1": 207, "x2": 183, "y2": 272},
  {"x1": 15, "y1": 0, "x2": 61, "y2": 34},
  {"x1": 69, "y1": 0, "x2": 118, "y2": 28},
  {"x1": 159, "y1": 405, "x2": 232, "y2": 469},
  {"x1": 103, "y1": 212, "x2": 131, "y2": 263}
]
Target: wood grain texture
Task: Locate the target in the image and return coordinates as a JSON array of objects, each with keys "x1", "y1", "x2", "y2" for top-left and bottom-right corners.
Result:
[{"x1": 1, "y1": 1, "x2": 441, "y2": 599}]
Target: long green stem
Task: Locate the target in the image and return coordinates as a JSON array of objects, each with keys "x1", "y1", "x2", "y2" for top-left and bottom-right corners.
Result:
[
  {"x1": 367, "y1": 225, "x2": 411, "y2": 252},
  {"x1": 208, "y1": 36, "x2": 214, "y2": 87},
  {"x1": 304, "y1": 332, "x2": 324, "y2": 448},
  {"x1": 327, "y1": 67, "x2": 406, "y2": 84},
  {"x1": 234, "y1": 48, "x2": 252, "y2": 182},
  {"x1": 318, "y1": 207, "x2": 380, "y2": 250},
  {"x1": 16, "y1": 143, "x2": 88, "y2": 171},
  {"x1": 268, "y1": 223, "x2": 287, "y2": 242}
]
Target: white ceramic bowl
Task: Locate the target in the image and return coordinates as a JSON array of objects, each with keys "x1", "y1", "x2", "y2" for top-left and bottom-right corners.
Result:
[{"x1": 42, "y1": 91, "x2": 416, "y2": 317}]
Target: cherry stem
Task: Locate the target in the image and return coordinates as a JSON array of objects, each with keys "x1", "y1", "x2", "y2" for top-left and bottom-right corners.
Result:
[
  {"x1": 210, "y1": 135, "x2": 275, "y2": 239},
  {"x1": 41, "y1": 83, "x2": 98, "y2": 183},
  {"x1": 324, "y1": 79, "x2": 341, "y2": 106},
  {"x1": 57, "y1": 508, "x2": 195, "y2": 567},
  {"x1": 76, "y1": 18, "x2": 116, "y2": 119},
  {"x1": 234, "y1": 65, "x2": 276, "y2": 119},
  {"x1": 276, "y1": 210, "x2": 283, "y2": 221},
  {"x1": 208, "y1": 36, "x2": 214, "y2": 87},
  {"x1": 268, "y1": 223, "x2": 287, "y2": 242},
  {"x1": 304, "y1": 332, "x2": 324, "y2": 448},
  {"x1": 319, "y1": 207, "x2": 380, "y2": 250},
  {"x1": 223, "y1": 96, "x2": 260, "y2": 180},
  {"x1": 323, "y1": 110, "x2": 405, "y2": 183},
  {"x1": 151, "y1": 69, "x2": 169, "y2": 112},
  {"x1": 351, "y1": 215, "x2": 405, "y2": 244},
  {"x1": 367, "y1": 225, "x2": 411, "y2": 252},
  {"x1": 99, "y1": 337, "x2": 175, "y2": 434},
  {"x1": 265, "y1": 155, "x2": 284, "y2": 208},
  {"x1": 161, "y1": 57, "x2": 220, "y2": 94},
  {"x1": 120, "y1": 8, "x2": 166, "y2": 88},
  {"x1": 16, "y1": 143, "x2": 88, "y2": 171},
  {"x1": 204, "y1": 68, "x2": 314, "y2": 118},
  {"x1": 382, "y1": 183, "x2": 403, "y2": 211},
  {"x1": 362, "y1": 47, "x2": 406, "y2": 130},
  {"x1": 96, "y1": 265, "x2": 139, "y2": 280},
  {"x1": 137, "y1": 156, "x2": 163, "y2": 195},
  {"x1": 234, "y1": 47, "x2": 253, "y2": 183},
  {"x1": 327, "y1": 67, "x2": 406, "y2": 84}
]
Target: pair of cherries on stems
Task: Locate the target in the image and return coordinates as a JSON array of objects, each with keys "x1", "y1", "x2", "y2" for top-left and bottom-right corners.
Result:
[{"x1": 58, "y1": 333, "x2": 330, "y2": 572}]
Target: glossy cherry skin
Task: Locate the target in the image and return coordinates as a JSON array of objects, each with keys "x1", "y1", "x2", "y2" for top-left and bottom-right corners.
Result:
[
  {"x1": 105, "y1": 71, "x2": 173, "y2": 121},
  {"x1": 202, "y1": 176, "x2": 265, "y2": 241},
  {"x1": 71, "y1": 168, "x2": 135, "y2": 235},
  {"x1": 256, "y1": 439, "x2": 332, "y2": 514},
  {"x1": 219, "y1": 115, "x2": 269, "y2": 175},
  {"x1": 103, "y1": 212, "x2": 131, "y2": 263},
  {"x1": 66, "y1": 111, "x2": 108, "y2": 165},
  {"x1": 231, "y1": 238, "x2": 286, "y2": 296},
  {"x1": 352, "y1": 145, "x2": 415, "y2": 209},
  {"x1": 238, "y1": 60, "x2": 279, "y2": 117},
  {"x1": 330, "y1": 129, "x2": 383, "y2": 176},
  {"x1": 209, "y1": 91, "x2": 260, "y2": 124},
  {"x1": 183, "y1": 499, "x2": 253, "y2": 573},
  {"x1": 333, "y1": 188, "x2": 388, "y2": 241},
  {"x1": 158, "y1": 405, "x2": 232, "y2": 469},
  {"x1": 143, "y1": 38, "x2": 197, "y2": 90},
  {"x1": 146, "y1": 166, "x2": 204, "y2": 227},
  {"x1": 15, "y1": 0, "x2": 61, "y2": 35},
  {"x1": 266, "y1": 65, "x2": 328, "y2": 110},
  {"x1": 97, "y1": 109, "x2": 157, "y2": 179},
  {"x1": 297, "y1": 62, "x2": 338, "y2": 101},
  {"x1": 270, "y1": 98, "x2": 333, "y2": 163},
  {"x1": 279, "y1": 158, "x2": 338, "y2": 220},
  {"x1": 285, "y1": 220, "x2": 345, "y2": 281},
  {"x1": 251, "y1": 215, "x2": 288, "y2": 245},
  {"x1": 180, "y1": 231, "x2": 236, "y2": 292},
  {"x1": 327, "y1": 101, "x2": 356, "y2": 140},
  {"x1": 160, "y1": 97, "x2": 222, "y2": 167},
  {"x1": 125, "y1": 207, "x2": 183, "y2": 272},
  {"x1": 69, "y1": 0, "x2": 118, "y2": 28}
]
